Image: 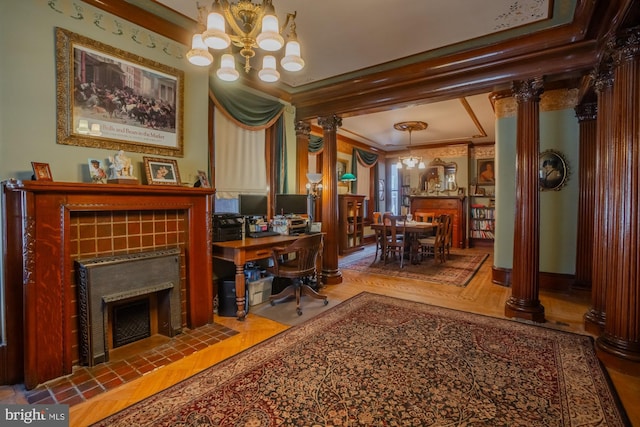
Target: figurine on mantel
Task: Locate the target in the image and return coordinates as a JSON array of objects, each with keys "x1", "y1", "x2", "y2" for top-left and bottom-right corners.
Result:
[{"x1": 107, "y1": 150, "x2": 138, "y2": 183}]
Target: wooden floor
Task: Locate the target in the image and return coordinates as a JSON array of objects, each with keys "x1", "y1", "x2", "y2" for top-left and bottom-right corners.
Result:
[{"x1": 2, "y1": 246, "x2": 639, "y2": 426}]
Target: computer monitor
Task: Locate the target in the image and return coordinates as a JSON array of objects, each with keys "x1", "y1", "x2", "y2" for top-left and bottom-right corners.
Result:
[
  {"x1": 275, "y1": 194, "x2": 308, "y2": 216},
  {"x1": 238, "y1": 194, "x2": 268, "y2": 217}
]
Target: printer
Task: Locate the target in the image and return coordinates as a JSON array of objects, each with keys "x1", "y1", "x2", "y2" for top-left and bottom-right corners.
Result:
[{"x1": 212, "y1": 212, "x2": 243, "y2": 241}]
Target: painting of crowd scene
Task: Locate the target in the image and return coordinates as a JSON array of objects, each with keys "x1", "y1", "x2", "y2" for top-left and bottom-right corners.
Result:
[{"x1": 73, "y1": 46, "x2": 178, "y2": 133}]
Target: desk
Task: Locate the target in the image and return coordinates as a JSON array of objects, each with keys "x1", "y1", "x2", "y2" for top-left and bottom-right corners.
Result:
[
  {"x1": 371, "y1": 222, "x2": 435, "y2": 264},
  {"x1": 212, "y1": 235, "x2": 300, "y2": 320}
]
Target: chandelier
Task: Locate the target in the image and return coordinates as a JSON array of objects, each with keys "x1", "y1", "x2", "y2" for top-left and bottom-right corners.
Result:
[
  {"x1": 394, "y1": 121, "x2": 428, "y2": 169},
  {"x1": 187, "y1": 0, "x2": 304, "y2": 83}
]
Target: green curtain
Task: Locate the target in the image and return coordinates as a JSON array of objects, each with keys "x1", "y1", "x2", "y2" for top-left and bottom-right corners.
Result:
[
  {"x1": 209, "y1": 78, "x2": 287, "y2": 195},
  {"x1": 309, "y1": 135, "x2": 323, "y2": 153},
  {"x1": 275, "y1": 117, "x2": 287, "y2": 193},
  {"x1": 209, "y1": 78, "x2": 283, "y2": 128},
  {"x1": 352, "y1": 148, "x2": 380, "y2": 211}
]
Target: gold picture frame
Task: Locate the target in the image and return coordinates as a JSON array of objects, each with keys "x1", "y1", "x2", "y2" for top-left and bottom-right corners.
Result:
[
  {"x1": 55, "y1": 28, "x2": 184, "y2": 157},
  {"x1": 143, "y1": 157, "x2": 181, "y2": 186}
]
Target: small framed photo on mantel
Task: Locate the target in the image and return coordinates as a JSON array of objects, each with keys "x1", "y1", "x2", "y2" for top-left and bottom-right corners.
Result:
[
  {"x1": 31, "y1": 162, "x2": 53, "y2": 181},
  {"x1": 143, "y1": 156, "x2": 181, "y2": 186}
]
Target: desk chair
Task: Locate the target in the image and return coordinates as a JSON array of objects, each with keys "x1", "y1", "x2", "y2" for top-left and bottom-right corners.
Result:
[
  {"x1": 382, "y1": 214, "x2": 406, "y2": 268},
  {"x1": 268, "y1": 233, "x2": 327, "y2": 316}
]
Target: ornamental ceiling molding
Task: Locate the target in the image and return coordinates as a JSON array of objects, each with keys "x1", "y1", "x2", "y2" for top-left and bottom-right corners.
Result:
[{"x1": 412, "y1": 144, "x2": 469, "y2": 160}]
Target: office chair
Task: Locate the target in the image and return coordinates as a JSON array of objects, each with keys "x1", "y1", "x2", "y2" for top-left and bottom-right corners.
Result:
[{"x1": 268, "y1": 233, "x2": 327, "y2": 315}]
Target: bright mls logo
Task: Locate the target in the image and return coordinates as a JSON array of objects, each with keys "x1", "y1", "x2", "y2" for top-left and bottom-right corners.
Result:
[{"x1": 1, "y1": 405, "x2": 68, "y2": 426}]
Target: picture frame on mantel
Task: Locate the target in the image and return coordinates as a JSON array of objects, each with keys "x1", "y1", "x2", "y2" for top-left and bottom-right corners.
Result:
[
  {"x1": 144, "y1": 156, "x2": 181, "y2": 186},
  {"x1": 55, "y1": 27, "x2": 184, "y2": 157}
]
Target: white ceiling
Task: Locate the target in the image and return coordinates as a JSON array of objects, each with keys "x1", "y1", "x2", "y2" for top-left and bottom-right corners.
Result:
[{"x1": 151, "y1": 0, "x2": 562, "y2": 150}]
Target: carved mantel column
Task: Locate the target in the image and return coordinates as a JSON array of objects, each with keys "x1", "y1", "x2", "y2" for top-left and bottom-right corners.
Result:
[
  {"x1": 317, "y1": 114, "x2": 343, "y2": 285},
  {"x1": 585, "y1": 62, "x2": 615, "y2": 335},
  {"x1": 574, "y1": 100, "x2": 597, "y2": 292},
  {"x1": 295, "y1": 121, "x2": 311, "y2": 195},
  {"x1": 596, "y1": 27, "x2": 640, "y2": 374},
  {"x1": 505, "y1": 78, "x2": 545, "y2": 323}
]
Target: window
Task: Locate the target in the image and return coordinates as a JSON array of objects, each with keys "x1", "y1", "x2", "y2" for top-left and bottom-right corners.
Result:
[{"x1": 390, "y1": 163, "x2": 399, "y2": 215}]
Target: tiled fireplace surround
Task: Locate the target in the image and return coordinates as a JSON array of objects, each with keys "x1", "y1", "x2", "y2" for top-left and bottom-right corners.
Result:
[{"x1": 1, "y1": 181, "x2": 216, "y2": 389}]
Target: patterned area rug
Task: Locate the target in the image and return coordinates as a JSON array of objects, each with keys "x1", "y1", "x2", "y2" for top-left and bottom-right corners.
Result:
[
  {"x1": 340, "y1": 245, "x2": 489, "y2": 287},
  {"x1": 92, "y1": 293, "x2": 629, "y2": 427}
]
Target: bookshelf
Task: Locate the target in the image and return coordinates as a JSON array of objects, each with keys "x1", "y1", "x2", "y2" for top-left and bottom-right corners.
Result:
[{"x1": 470, "y1": 200, "x2": 495, "y2": 246}]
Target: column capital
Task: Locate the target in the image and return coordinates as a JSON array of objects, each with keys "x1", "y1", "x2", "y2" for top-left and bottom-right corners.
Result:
[
  {"x1": 591, "y1": 60, "x2": 615, "y2": 93},
  {"x1": 512, "y1": 78, "x2": 544, "y2": 104},
  {"x1": 317, "y1": 114, "x2": 342, "y2": 132},
  {"x1": 295, "y1": 120, "x2": 311, "y2": 137},
  {"x1": 575, "y1": 102, "x2": 597, "y2": 122},
  {"x1": 611, "y1": 25, "x2": 640, "y2": 65}
]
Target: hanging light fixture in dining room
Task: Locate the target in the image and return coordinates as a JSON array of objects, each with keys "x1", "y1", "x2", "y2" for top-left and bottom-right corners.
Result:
[
  {"x1": 186, "y1": 0, "x2": 305, "y2": 83},
  {"x1": 394, "y1": 121, "x2": 428, "y2": 169}
]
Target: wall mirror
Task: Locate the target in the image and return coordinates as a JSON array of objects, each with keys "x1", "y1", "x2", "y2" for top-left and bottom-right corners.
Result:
[{"x1": 419, "y1": 158, "x2": 458, "y2": 194}]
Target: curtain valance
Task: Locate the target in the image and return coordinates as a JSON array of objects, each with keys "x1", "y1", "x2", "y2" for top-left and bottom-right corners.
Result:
[{"x1": 209, "y1": 77, "x2": 284, "y2": 130}]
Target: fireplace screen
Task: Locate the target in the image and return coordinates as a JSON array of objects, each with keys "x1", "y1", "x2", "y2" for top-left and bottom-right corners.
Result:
[{"x1": 76, "y1": 248, "x2": 182, "y2": 366}]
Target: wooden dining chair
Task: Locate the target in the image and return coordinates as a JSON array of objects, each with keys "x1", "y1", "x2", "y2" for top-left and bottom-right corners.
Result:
[
  {"x1": 418, "y1": 214, "x2": 449, "y2": 263},
  {"x1": 415, "y1": 211, "x2": 436, "y2": 223},
  {"x1": 383, "y1": 214, "x2": 406, "y2": 268}
]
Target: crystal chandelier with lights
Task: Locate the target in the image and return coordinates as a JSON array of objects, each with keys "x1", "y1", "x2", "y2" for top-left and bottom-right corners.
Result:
[
  {"x1": 394, "y1": 121, "x2": 428, "y2": 169},
  {"x1": 186, "y1": 0, "x2": 304, "y2": 83}
]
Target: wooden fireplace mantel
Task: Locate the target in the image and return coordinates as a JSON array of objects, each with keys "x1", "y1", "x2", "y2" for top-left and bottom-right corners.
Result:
[{"x1": 1, "y1": 180, "x2": 216, "y2": 388}]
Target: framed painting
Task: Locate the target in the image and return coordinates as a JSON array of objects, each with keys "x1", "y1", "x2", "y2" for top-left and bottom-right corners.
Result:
[
  {"x1": 55, "y1": 27, "x2": 184, "y2": 157},
  {"x1": 31, "y1": 162, "x2": 53, "y2": 181},
  {"x1": 477, "y1": 159, "x2": 495, "y2": 185},
  {"x1": 144, "y1": 157, "x2": 181, "y2": 186},
  {"x1": 539, "y1": 150, "x2": 569, "y2": 191}
]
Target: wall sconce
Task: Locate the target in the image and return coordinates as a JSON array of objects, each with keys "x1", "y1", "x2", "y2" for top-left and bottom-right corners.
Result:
[
  {"x1": 306, "y1": 173, "x2": 322, "y2": 224},
  {"x1": 306, "y1": 173, "x2": 323, "y2": 197}
]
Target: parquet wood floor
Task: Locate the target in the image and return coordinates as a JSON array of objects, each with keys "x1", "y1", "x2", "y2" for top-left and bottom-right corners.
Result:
[{"x1": 1, "y1": 246, "x2": 638, "y2": 426}]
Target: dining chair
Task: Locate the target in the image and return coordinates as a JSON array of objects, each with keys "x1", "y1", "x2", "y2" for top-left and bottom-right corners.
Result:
[
  {"x1": 383, "y1": 214, "x2": 406, "y2": 268},
  {"x1": 418, "y1": 214, "x2": 449, "y2": 263},
  {"x1": 267, "y1": 233, "x2": 327, "y2": 315},
  {"x1": 415, "y1": 211, "x2": 435, "y2": 223}
]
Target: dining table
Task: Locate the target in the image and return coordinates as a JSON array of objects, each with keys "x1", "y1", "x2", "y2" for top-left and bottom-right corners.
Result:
[{"x1": 371, "y1": 221, "x2": 435, "y2": 264}]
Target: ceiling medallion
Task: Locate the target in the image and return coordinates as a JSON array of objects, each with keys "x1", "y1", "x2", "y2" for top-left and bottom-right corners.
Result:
[{"x1": 394, "y1": 121, "x2": 428, "y2": 169}]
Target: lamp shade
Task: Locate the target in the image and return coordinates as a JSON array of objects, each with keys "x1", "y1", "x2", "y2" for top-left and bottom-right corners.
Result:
[
  {"x1": 258, "y1": 55, "x2": 280, "y2": 82},
  {"x1": 340, "y1": 173, "x2": 356, "y2": 182},
  {"x1": 257, "y1": 15, "x2": 284, "y2": 51},
  {"x1": 217, "y1": 54, "x2": 239, "y2": 81},
  {"x1": 306, "y1": 173, "x2": 322, "y2": 184}
]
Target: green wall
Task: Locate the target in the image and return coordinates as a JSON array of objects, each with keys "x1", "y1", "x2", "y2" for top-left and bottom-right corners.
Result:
[
  {"x1": 0, "y1": 0, "x2": 210, "y2": 184},
  {"x1": 494, "y1": 103, "x2": 579, "y2": 275}
]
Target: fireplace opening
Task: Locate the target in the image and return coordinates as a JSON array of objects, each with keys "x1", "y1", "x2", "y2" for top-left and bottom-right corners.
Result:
[
  {"x1": 76, "y1": 248, "x2": 182, "y2": 366},
  {"x1": 112, "y1": 298, "x2": 151, "y2": 348}
]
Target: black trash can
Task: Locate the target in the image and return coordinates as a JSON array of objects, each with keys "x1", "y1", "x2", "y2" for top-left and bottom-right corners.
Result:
[{"x1": 217, "y1": 278, "x2": 249, "y2": 317}]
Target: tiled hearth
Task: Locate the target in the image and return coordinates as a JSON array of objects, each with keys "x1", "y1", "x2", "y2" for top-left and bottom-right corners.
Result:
[{"x1": 20, "y1": 323, "x2": 237, "y2": 406}]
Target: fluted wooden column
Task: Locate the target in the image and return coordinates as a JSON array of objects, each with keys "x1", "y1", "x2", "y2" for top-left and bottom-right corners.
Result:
[
  {"x1": 295, "y1": 121, "x2": 311, "y2": 195},
  {"x1": 317, "y1": 114, "x2": 343, "y2": 285},
  {"x1": 585, "y1": 63, "x2": 615, "y2": 335},
  {"x1": 505, "y1": 78, "x2": 545, "y2": 323},
  {"x1": 574, "y1": 101, "x2": 597, "y2": 291},
  {"x1": 596, "y1": 27, "x2": 640, "y2": 374}
]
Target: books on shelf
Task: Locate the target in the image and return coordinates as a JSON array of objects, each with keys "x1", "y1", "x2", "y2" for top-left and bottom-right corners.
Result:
[{"x1": 470, "y1": 229, "x2": 495, "y2": 239}]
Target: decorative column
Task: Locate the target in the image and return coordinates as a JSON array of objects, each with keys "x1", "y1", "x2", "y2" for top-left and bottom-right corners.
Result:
[
  {"x1": 505, "y1": 78, "x2": 545, "y2": 323},
  {"x1": 573, "y1": 100, "x2": 597, "y2": 291},
  {"x1": 295, "y1": 121, "x2": 311, "y2": 195},
  {"x1": 317, "y1": 114, "x2": 343, "y2": 285},
  {"x1": 585, "y1": 62, "x2": 615, "y2": 335},
  {"x1": 596, "y1": 27, "x2": 640, "y2": 374}
]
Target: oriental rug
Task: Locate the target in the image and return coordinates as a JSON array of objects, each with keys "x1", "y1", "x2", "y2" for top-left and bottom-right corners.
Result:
[
  {"x1": 92, "y1": 292, "x2": 629, "y2": 427},
  {"x1": 340, "y1": 245, "x2": 488, "y2": 287}
]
